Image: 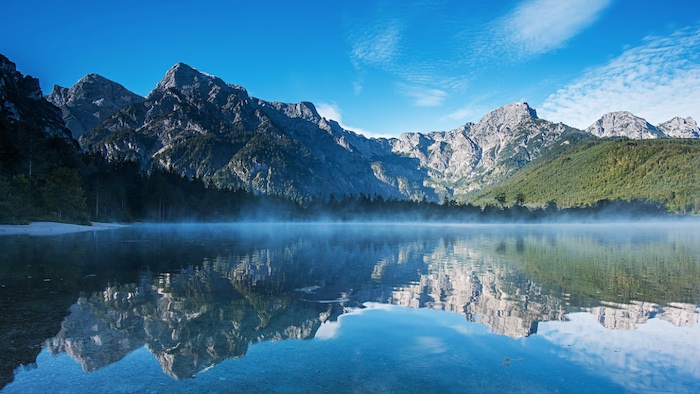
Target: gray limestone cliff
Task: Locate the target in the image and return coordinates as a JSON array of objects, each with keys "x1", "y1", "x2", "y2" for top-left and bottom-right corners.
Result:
[{"x1": 47, "y1": 74, "x2": 143, "y2": 139}]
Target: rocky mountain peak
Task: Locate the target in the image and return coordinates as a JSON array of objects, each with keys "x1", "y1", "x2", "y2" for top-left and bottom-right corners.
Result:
[
  {"x1": 79, "y1": 73, "x2": 109, "y2": 84},
  {"x1": 658, "y1": 116, "x2": 699, "y2": 138},
  {"x1": 0, "y1": 54, "x2": 73, "y2": 141},
  {"x1": 0, "y1": 54, "x2": 43, "y2": 102},
  {"x1": 157, "y1": 63, "x2": 224, "y2": 91},
  {"x1": 0, "y1": 54, "x2": 18, "y2": 78},
  {"x1": 157, "y1": 62, "x2": 201, "y2": 90},
  {"x1": 472, "y1": 102, "x2": 538, "y2": 136},
  {"x1": 585, "y1": 111, "x2": 664, "y2": 139},
  {"x1": 153, "y1": 62, "x2": 249, "y2": 103},
  {"x1": 277, "y1": 101, "x2": 320, "y2": 121},
  {"x1": 46, "y1": 72, "x2": 143, "y2": 139}
]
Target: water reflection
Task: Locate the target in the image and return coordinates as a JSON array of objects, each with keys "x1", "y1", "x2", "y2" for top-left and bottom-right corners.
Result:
[
  {"x1": 2, "y1": 223, "x2": 700, "y2": 387},
  {"x1": 46, "y1": 270, "x2": 336, "y2": 379}
]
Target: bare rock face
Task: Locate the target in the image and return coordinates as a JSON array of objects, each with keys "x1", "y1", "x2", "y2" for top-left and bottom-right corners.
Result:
[
  {"x1": 585, "y1": 111, "x2": 665, "y2": 139},
  {"x1": 47, "y1": 74, "x2": 143, "y2": 139},
  {"x1": 391, "y1": 102, "x2": 582, "y2": 196},
  {"x1": 82, "y1": 62, "x2": 435, "y2": 201},
  {"x1": 658, "y1": 116, "x2": 700, "y2": 138},
  {"x1": 0, "y1": 54, "x2": 73, "y2": 141},
  {"x1": 68, "y1": 58, "x2": 698, "y2": 203}
]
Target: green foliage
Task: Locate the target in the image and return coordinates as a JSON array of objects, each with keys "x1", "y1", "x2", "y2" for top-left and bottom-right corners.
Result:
[
  {"x1": 41, "y1": 167, "x2": 88, "y2": 223},
  {"x1": 472, "y1": 139, "x2": 700, "y2": 213}
]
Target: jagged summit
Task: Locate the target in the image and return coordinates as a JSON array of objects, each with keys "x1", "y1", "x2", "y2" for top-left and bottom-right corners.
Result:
[
  {"x1": 153, "y1": 62, "x2": 249, "y2": 103},
  {"x1": 156, "y1": 63, "x2": 238, "y2": 91},
  {"x1": 156, "y1": 62, "x2": 203, "y2": 90},
  {"x1": 658, "y1": 116, "x2": 699, "y2": 138},
  {"x1": 46, "y1": 72, "x2": 143, "y2": 139},
  {"x1": 79, "y1": 73, "x2": 110, "y2": 84},
  {"x1": 585, "y1": 111, "x2": 665, "y2": 139},
  {"x1": 258, "y1": 100, "x2": 321, "y2": 122},
  {"x1": 472, "y1": 102, "x2": 538, "y2": 136},
  {"x1": 0, "y1": 54, "x2": 18, "y2": 76},
  {"x1": 0, "y1": 54, "x2": 73, "y2": 141}
]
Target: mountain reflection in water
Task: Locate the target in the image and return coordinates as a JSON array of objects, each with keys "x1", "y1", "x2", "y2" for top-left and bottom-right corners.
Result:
[
  {"x1": 30, "y1": 223, "x2": 700, "y2": 381},
  {"x1": 1, "y1": 223, "x2": 699, "y2": 389}
]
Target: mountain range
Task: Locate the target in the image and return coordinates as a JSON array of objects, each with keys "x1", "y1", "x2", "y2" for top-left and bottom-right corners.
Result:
[{"x1": 3, "y1": 53, "x2": 699, "y2": 203}]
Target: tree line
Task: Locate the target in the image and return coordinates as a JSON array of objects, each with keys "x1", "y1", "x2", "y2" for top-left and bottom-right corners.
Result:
[{"x1": 0, "y1": 119, "x2": 676, "y2": 225}]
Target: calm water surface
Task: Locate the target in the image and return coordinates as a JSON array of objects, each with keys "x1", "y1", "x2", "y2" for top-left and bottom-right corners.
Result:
[{"x1": 1, "y1": 222, "x2": 699, "y2": 393}]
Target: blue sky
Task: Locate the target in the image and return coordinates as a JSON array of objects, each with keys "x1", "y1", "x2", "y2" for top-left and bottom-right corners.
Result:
[{"x1": 2, "y1": 0, "x2": 699, "y2": 138}]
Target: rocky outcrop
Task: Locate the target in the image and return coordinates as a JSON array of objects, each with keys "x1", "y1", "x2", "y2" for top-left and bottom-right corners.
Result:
[
  {"x1": 391, "y1": 102, "x2": 583, "y2": 196},
  {"x1": 47, "y1": 74, "x2": 143, "y2": 139},
  {"x1": 658, "y1": 116, "x2": 700, "y2": 138},
  {"x1": 56, "y1": 58, "x2": 699, "y2": 202},
  {"x1": 585, "y1": 111, "x2": 665, "y2": 139},
  {"x1": 0, "y1": 54, "x2": 73, "y2": 141},
  {"x1": 81, "y1": 63, "x2": 435, "y2": 201}
]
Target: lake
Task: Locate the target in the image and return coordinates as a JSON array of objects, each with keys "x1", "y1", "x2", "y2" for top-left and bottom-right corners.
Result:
[{"x1": 1, "y1": 222, "x2": 699, "y2": 393}]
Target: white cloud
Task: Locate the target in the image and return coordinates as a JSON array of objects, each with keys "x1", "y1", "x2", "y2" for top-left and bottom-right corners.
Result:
[
  {"x1": 398, "y1": 84, "x2": 448, "y2": 107},
  {"x1": 539, "y1": 25, "x2": 700, "y2": 128},
  {"x1": 492, "y1": 0, "x2": 611, "y2": 59},
  {"x1": 316, "y1": 102, "x2": 343, "y2": 123},
  {"x1": 316, "y1": 102, "x2": 394, "y2": 139}
]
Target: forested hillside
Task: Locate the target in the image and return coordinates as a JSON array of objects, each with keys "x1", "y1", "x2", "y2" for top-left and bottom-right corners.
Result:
[{"x1": 472, "y1": 139, "x2": 700, "y2": 213}]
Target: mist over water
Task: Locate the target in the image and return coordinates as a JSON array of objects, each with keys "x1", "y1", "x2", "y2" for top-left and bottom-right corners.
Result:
[{"x1": 1, "y1": 222, "x2": 699, "y2": 392}]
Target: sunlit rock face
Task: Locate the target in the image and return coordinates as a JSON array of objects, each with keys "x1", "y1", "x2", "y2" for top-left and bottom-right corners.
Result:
[
  {"x1": 658, "y1": 116, "x2": 700, "y2": 138},
  {"x1": 47, "y1": 74, "x2": 143, "y2": 139},
  {"x1": 69, "y1": 60, "x2": 700, "y2": 202},
  {"x1": 81, "y1": 63, "x2": 433, "y2": 201},
  {"x1": 390, "y1": 102, "x2": 584, "y2": 197},
  {"x1": 585, "y1": 111, "x2": 665, "y2": 139}
]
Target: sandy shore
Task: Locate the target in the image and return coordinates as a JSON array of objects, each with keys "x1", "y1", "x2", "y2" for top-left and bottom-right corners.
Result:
[{"x1": 0, "y1": 221, "x2": 127, "y2": 236}]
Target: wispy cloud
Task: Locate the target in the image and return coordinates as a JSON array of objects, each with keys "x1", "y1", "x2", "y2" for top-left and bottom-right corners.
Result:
[
  {"x1": 346, "y1": 21, "x2": 403, "y2": 97},
  {"x1": 442, "y1": 101, "x2": 493, "y2": 124},
  {"x1": 539, "y1": 25, "x2": 700, "y2": 128},
  {"x1": 349, "y1": 22, "x2": 402, "y2": 68},
  {"x1": 487, "y1": 0, "x2": 611, "y2": 60},
  {"x1": 397, "y1": 83, "x2": 448, "y2": 107},
  {"x1": 316, "y1": 102, "x2": 394, "y2": 139}
]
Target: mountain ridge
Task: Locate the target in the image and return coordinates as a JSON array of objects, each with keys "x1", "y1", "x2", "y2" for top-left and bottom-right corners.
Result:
[
  {"x1": 75, "y1": 62, "x2": 698, "y2": 201},
  {"x1": 7, "y1": 56, "x2": 698, "y2": 203}
]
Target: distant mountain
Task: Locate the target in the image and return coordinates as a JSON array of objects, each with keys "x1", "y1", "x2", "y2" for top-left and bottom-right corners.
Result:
[
  {"x1": 585, "y1": 111, "x2": 665, "y2": 139},
  {"x1": 47, "y1": 74, "x2": 143, "y2": 139},
  {"x1": 658, "y1": 116, "x2": 700, "y2": 138},
  {"x1": 584, "y1": 111, "x2": 700, "y2": 139}
]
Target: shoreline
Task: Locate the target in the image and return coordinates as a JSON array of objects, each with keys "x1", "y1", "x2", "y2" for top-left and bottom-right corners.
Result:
[{"x1": 0, "y1": 221, "x2": 128, "y2": 236}]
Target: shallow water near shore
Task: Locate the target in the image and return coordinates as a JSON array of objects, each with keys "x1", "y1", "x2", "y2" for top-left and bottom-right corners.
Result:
[{"x1": 1, "y1": 222, "x2": 699, "y2": 393}]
